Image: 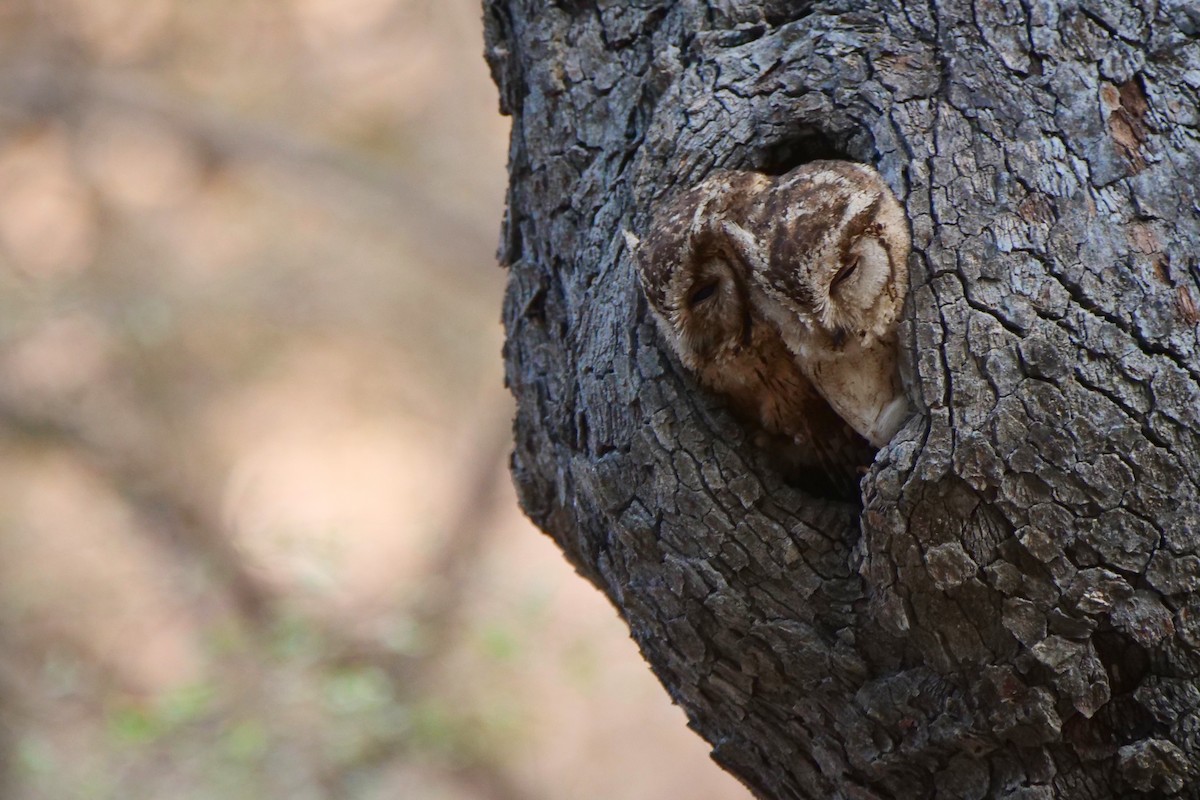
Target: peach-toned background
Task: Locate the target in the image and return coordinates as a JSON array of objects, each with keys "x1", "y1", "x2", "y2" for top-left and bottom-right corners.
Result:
[{"x1": 0, "y1": 2, "x2": 751, "y2": 798}]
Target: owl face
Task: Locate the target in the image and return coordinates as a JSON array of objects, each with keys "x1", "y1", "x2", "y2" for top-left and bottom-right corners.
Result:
[
  {"x1": 651, "y1": 242, "x2": 751, "y2": 369},
  {"x1": 631, "y1": 178, "x2": 760, "y2": 371},
  {"x1": 632, "y1": 161, "x2": 912, "y2": 464},
  {"x1": 752, "y1": 162, "x2": 909, "y2": 346},
  {"x1": 810, "y1": 209, "x2": 901, "y2": 339}
]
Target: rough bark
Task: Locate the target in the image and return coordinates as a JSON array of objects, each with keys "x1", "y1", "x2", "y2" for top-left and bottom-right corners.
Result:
[{"x1": 483, "y1": 2, "x2": 1200, "y2": 797}]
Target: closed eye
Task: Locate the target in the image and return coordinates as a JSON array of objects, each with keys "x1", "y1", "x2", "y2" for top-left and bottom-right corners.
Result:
[
  {"x1": 831, "y1": 257, "x2": 860, "y2": 289},
  {"x1": 688, "y1": 280, "x2": 719, "y2": 307}
]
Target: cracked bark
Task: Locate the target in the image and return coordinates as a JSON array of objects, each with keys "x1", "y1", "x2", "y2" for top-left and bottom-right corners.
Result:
[{"x1": 483, "y1": 2, "x2": 1200, "y2": 798}]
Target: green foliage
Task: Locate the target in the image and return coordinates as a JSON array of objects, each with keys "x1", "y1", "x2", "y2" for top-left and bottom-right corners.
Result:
[
  {"x1": 16, "y1": 736, "x2": 54, "y2": 777},
  {"x1": 221, "y1": 720, "x2": 268, "y2": 764},
  {"x1": 477, "y1": 623, "x2": 521, "y2": 663},
  {"x1": 106, "y1": 683, "x2": 215, "y2": 746},
  {"x1": 322, "y1": 665, "x2": 393, "y2": 716}
]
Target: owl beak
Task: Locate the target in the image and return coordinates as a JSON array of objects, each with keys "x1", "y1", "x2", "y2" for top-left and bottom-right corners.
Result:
[
  {"x1": 869, "y1": 396, "x2": 912, "y2": 447},
  {"x1": 801, "y1": 334, "x2": 910, "y2": 447}
]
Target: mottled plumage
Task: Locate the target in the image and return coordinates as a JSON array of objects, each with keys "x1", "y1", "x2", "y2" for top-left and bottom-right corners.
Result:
[{"x1": 629, "y1": 160, "x2": 911, "y2": 497}]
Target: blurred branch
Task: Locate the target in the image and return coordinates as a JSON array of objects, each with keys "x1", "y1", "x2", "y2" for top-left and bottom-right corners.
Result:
[
  {"x1": 0, "y1": 39, "x2": 530, "y2": 798},
  {"x1": 0, "y1": 396, "x2": 276, "y2": 628},
  {"x1": 319, "y1": 390, "x2": 514, "y2": 673},
  {"x1": 0, "y1": 378, "x2": 526, "y2": 796},
  {"x1": 404, "y1": 389, "x2": 514, "y2": 668},
  {"x1": 0, "y1": 391, "x2": 534, "y2": 800},
  {"x1": 0, "y1": 56, "x2": 499, "y2": 279},
  {"x1": 313, "y1": 385, "x2": 528, "y2": 797}
]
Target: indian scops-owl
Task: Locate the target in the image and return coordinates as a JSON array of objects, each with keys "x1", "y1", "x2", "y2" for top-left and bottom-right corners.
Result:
[{"x1": 628, "y1": 160, "x2": 911, "y2": 495}]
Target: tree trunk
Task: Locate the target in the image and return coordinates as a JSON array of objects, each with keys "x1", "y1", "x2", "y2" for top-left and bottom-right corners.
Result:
[{"x1": 482, "y1": 2, "x2": 1200, "y2": 797}]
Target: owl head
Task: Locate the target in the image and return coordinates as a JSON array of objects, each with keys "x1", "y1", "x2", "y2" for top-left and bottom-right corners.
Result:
[
  {"x1": 627, "y1": 172, "x2": 773, "y2": 371},
  {"x1": 736, "y1": 161, "x2": 911, "y2": 347}
]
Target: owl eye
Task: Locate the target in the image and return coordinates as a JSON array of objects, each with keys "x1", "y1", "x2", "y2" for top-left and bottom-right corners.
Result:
[
  {"x1": 688, "y1": 280, "x2": 720, "y2": 306},
  {"x1": 831, "y1": 256, "x2": 860, "y2": 289}
]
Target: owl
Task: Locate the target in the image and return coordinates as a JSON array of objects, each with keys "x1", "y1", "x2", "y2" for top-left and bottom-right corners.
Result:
[{"x1": 628, "y1": 160, "x2": 911, "y2": 496}]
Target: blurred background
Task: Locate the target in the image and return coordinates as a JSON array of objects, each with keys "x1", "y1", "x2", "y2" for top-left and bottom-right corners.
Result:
[{"x1": 0, "y1": 1, "x2": 751, "y2": 798}]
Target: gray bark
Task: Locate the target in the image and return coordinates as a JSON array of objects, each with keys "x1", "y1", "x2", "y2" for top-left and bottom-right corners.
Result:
[{"x1": 483, "y1": 2, "x2": 1200, "y2": 797}]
